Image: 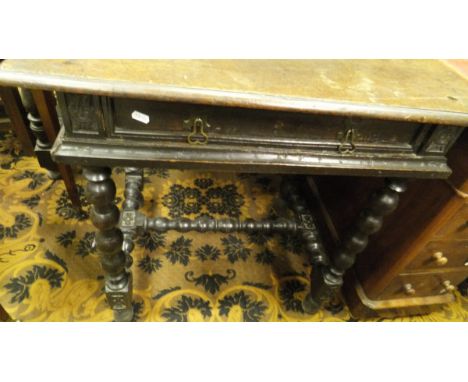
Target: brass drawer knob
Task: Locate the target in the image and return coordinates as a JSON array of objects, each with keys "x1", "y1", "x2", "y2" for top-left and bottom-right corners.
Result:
[
  {"x1": 432, "y1": 251, "x2": 448, "y2": 266},
  {"x1": 404, "y1": 283, "x2": 416, "y2": 296},
  {"x1": 442, "y1": 280, "x2": 456, "y2": 293}
]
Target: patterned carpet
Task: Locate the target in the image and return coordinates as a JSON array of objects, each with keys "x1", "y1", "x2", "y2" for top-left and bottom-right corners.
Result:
[{"x1": 0, "y1": 131, "x2": 467, "y2": 322}]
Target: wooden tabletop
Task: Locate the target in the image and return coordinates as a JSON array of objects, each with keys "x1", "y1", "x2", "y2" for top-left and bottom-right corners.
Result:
[{"x1": 1, "y1": 59, "x2": 468, "y2": 126}]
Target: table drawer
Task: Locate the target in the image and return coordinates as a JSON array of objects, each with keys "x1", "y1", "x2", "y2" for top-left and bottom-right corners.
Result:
[
  {"x1": 379, "y1": 270, "x2": 467, "y2": 299},
  {"x1": 108, "y1": 97, "x2": 422, "y2": 151},
  {"x1": 407, "y1": 240, "x2": 468, "y2": 270},
  {"x1": 59, "y1": 93, "x2": 422, "y2": 151},
  {"x1": 54, "y1": 93, "x2": 457, "y2": 177}
]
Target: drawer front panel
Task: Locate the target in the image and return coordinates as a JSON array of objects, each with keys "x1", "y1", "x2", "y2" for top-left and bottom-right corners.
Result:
[
  {"x1": 407, "y1": 240, "x2": 468, "y2": 270},
  {"x1": 54, "y1": 93, "x2": 456, "y2": 177},
  {"x1": 109, "y1": 97, "x2": 420, "y2": 151},
  {"x1": 379, "y1": 270, "x2": 467, "y2": 299}
]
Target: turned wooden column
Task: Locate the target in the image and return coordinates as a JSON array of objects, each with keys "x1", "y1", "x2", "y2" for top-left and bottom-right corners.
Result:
[
  {"x1": 280, "y1": 177, "x2": 328, "y2": 266},
  {"x1": 4, "y1": 88, "x2": 81, "y2": 207},
  {"x1": 83, "y1": 167, "x2": 133, "y2": 322},
  {"x1": 19, "y1": 88, "x2": 60, "y2": 179},
  {"x1": 303, "y1": 178, "x2": 407, "y2": 314},
  {"x1": 121, "y1": 167, "x2": 144, "y2": 268}
]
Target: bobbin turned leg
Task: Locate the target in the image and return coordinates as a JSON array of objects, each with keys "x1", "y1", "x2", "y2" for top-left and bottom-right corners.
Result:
[
  {"x1": 303, "y1": 178, "x2": 407, "y2": 314},
  {"x1": 280, "y1": 177, "x2": 333, "y2": 314},
  {"x1": 83, "y1": 167, "x2": 133, "y2": 322},
  {"x1": 19, "y1": 88, "x2": 60, "y2": 179},
  {"x1": 121, "y1": 168, "x2": 144, "y2": 269}
]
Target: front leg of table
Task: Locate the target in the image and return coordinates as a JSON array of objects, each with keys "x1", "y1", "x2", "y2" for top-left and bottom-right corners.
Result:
[
  {"x1": 303, "y1": 178, "x2": 408, "y2": 314},
  {"x1": 121, "y1": 167, "x2": 144, "y2": 269},
  {"x1": 83, "y1": 167, "x2": 133, "y2": 322}
]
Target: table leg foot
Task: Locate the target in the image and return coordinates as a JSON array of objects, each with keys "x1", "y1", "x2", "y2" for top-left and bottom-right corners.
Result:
[
  {"x1": 113, "y1": 306, "x2": 134, "y2": 322},
  {"x1": 303, "y1": 293, "x2": 321, "y2": 315},
  {"x1": 324, "y1": 294, "x2": 345, "y2": 314},
  {"x1": 46, "y1": 169, "x2": 61, "y2": 180},
  {"x1": 303, "y1": 264, "x2": 342, "y2": 314}
]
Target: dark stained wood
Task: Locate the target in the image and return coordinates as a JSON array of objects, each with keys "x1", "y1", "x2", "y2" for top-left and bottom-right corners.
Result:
[
  {"x1": 314, "y1": 128, "x2": 467, "y2": 298},
  {"x1": 19, "y1": 88, "x2": 60, "y2": 174},
  {"x1": 51, "y1": 92, "x2": 462, "y2": 179},
  {"x1": 303, "y1": 177, "x2": 407, "y2": 314},
  {"x1": 31, "y1": 89, "x2": 81, "y2": 209},
  {"x1": 110, "y1": 97, "x2": 423, "y2": 148},
  {"x1": 330, "y1": 130, "x2": 468, "y2": 317},
  {"x1": 320, "y1": 176, "x2": 462, "y2": 293},
  {"x1": 0, "y1": 60, "x2": 468, "y2": 126},
  {"x1": 121, "y1": 167, "x2": 144, "y2": 269},
  {"x1": 311, "y1": 176, "x2": 383, "y2": 238},
  {"x1": 84, "y1": 167, "x2": 133, "y2": 322},
  {"x1": 312, "y1": 128, "x2": 467, "y2": 317},
  {"x1": 51, "y1": 139, "x2": 455, "y2": 178},
  {"x1": 0, "y1": 87, "x2": 35, "y2": 155},
  {"x1": 2, "y1": 60, "x2": 467, "y2": 320}
]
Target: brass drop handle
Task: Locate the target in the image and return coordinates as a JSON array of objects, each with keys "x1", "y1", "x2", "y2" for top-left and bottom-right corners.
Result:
[
  {"x1": 442, "y1": 280, "x2": 456, "y2": 293},
  {"x1": 185, "y1": 117, "x2": 209, "y2": 145},
  {"x1": 432, "y1": 251, "x2": 448, "y2": 266},
  {"x1": 338, "y1": 128, "x2": 356, "y2": 154},
  {"x1": 404, "y1": 283, "x2": 416, "y2": 296}
]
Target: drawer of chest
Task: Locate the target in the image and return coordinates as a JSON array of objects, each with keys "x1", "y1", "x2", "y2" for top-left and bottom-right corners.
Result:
[
  {"x1": 60, "y1": 93, "x2": 426, "y2": 151},
  {"x1": 379, "y1": 270, "x2": 467, "y2": 299},
  {"x1": 406, "y1": 240, "x2": 468, "y2": 270}
]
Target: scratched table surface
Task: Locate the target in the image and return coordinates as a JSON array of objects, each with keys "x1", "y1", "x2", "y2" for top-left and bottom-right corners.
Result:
[{"x1": 0, "y1": 59, "x2": 468, "y2": 125}]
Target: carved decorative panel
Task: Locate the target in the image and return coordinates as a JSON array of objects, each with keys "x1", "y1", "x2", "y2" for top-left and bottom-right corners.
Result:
[{"x1": 59, "y1": 93, "x2": 102, "y2": 135}]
